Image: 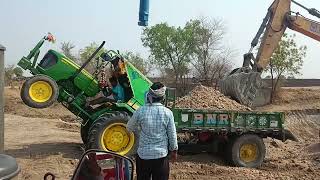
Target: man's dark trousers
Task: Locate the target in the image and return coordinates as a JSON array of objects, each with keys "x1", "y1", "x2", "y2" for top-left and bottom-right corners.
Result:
[{"x1": 136, "y1": 155, "x2": 169, "y2": 180}]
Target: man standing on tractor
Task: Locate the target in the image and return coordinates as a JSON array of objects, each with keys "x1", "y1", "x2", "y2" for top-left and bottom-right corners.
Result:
[{"x1": 126, "y1": 82, "x2": 178, "y2": 180}]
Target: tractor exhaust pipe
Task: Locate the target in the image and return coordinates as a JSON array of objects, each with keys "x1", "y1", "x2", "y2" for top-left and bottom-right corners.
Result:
[{"x1": 72, "y1": 41, "x2": 105, "y2": 79}]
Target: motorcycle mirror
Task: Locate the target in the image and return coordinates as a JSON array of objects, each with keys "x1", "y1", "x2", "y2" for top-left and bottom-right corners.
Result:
[{"x1": 71, "y1": 150, "x2": 134, "y2": 180}]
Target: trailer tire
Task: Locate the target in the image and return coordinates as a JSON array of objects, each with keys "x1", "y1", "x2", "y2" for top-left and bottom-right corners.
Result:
[
  {"x1": 20, "y1": 75, "x2": 59, "y2": 109},
  {"x1": 228, "y1": 134, "x2": 265, "y2": 168},
  {"x1": 86, "y1": 112, "x2": 137, "y2": 156}
]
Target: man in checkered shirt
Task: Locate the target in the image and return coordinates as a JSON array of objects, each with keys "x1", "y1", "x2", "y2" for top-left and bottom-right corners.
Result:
[{"x1": 127, "y1": 82, "x2": 178, "y2": 180}]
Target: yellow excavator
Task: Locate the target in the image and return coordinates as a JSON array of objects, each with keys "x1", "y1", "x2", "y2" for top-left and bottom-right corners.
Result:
[{"x1": 220, "y1": 0, "x2": 320, "y2": 107}]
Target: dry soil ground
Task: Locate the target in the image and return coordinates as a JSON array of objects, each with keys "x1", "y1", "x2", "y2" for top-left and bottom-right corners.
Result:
[{"x1": 3, "y1": 87, "x2": 320, "y2": 180}]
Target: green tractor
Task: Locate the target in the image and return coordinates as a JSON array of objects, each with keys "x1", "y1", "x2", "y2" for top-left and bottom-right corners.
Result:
[{"x1": 18, "y1": 33, "x2": 152, "y2": 156}]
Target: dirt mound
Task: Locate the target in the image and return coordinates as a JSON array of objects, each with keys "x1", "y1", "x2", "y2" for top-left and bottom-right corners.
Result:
[
  {"x1": 56, "y1": 121, "x2": 80, "y2": 132},
  {"x1": 175, "y1": 85, "x2": 250, "y2": 111},
  {"x1": 284, "y1": 110, "x2": 320, "y2": 142},
  {"x1": 171, "y1": 145, "x2": 320, "y2": 179},
  {"x1": 255, "y1": 87, "x2": 320, "y2": 113},
  {"x1": 4, "y1": 87, "x2": 77, "y2": 122},
  {"x1": 306, "y1": 143, "x2": 320, "y2": 154},
  {"x1": 258, "y1": 88, "x2": 320, "y2": 112},
  {"x1": 4, "y1": 114, "x2": 82, "y2": 180},
  {"x1": 275, "y1": 88, "x2": 320, "y2": 104}
]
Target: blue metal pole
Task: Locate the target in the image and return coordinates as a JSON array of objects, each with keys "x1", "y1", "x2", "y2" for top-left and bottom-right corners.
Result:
[{"x1": 138, "y1": 0, "x2": 149, "y2": 26}]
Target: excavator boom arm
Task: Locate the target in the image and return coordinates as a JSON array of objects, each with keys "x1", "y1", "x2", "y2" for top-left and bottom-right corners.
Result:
[
  {"x1": 220, "y1": 0, "x2": 320, "y2": 107},
  {"x1": 256, "y1": 0, "x2": 320, "y2": 70},
  {"x1": 287, "y1": 14, "x2": 320, "y2": 42},
  {"x1": 255, "y1": 0, "x2": 290, "y2": 70}
]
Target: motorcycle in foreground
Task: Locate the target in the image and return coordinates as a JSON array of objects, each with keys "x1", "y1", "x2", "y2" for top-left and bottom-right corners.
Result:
[{"x1": 0, "y1": 150, "x2": 134, "y2": 180}]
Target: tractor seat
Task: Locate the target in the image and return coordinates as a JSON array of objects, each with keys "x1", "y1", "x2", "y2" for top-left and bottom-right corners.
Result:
[{"x1": 0, "y1": 154, "x2": 20, "y2": 179}]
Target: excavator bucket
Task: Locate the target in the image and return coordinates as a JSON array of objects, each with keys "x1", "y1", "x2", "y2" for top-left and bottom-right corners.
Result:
[{"x1": 220, "y1": 70, "x2": 263, "y2": 107}]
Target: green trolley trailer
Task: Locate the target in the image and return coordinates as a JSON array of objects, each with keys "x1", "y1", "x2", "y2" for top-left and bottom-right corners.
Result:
[{"x1": 171, "y1": 108, "x2": 297, "y2": 168}]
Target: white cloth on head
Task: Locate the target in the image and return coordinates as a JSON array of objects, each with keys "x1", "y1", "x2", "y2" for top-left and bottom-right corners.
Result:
[
  {"x1": 147, "y1": 86, "x2": 166, "y2": 104},
  {"x1": 150, "y1": 86, "x2": 166, "y2": 97}
]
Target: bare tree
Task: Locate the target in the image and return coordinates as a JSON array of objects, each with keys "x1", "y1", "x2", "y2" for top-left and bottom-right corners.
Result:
[
  {"x1": 210, "y1": 49, "x2": 233, "y2": 89},
  {"x1": 60, "y1": 42, "x2": 76, "y2": 60},
  {"x1": 191, "y1": 17, "x2": 233, "y2": 87}
]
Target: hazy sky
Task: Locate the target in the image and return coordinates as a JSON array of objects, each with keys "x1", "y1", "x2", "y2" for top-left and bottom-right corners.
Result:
[{"x1": 1, "y1": 0, "x2": 320, "y2": 78}]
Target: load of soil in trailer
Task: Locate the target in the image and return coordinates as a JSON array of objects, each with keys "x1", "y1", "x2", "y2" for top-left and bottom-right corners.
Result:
[{"x1": 175, "y1": 85, "x2": 251, "y2": 111}]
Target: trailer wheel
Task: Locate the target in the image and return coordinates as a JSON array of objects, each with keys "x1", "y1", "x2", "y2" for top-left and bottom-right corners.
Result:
[
  {"x1": 228, "y1": 134, "x2": 265, "y2": 168},
  {"x1": 20, "y1": 75, "x2": 59, "y2": 108},
  {"x1": 86, "y1": 112, "x2": 137, "y2": 156}
]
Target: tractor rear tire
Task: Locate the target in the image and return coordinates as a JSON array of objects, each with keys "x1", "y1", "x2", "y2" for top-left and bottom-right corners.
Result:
[
  {"x1": 86, "y1": 112, "x2": 137, "y2": 156},
  {"x1": 227, "y1": 134, "x2": 265, "y2": 168},
  {"x1": 20, "y1": 75, "x2": 59, "y2": 108}
]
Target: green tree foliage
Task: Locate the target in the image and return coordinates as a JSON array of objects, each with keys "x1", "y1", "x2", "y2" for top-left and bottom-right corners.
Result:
[
  {"x1": 122, "y1": 51, "x2": 151, "y2": 75},
  {"x1": 266, "y1": 34, "x2": 307, "y2": 102},
  {"x1": 13, "y1": 67, "x2": 23, "y2": 77},
  {"x1": 4, "y1": 65, "x2": 14, "y2": 85},
  {"x1": 5, "y1": 65, "x2": 23, "y2": 86},
  {"x1": 142, "y1": 19, "x2": 233, "y2": 91},
  {"x1": 142, "y1": 22, "x2": 198, "y2": 84}
]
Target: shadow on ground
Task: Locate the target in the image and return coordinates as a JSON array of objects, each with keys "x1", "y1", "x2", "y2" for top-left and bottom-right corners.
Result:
[
  {"x1": 176, "y1": 153, "x2": 227, "y2": 166},
  {"x1": 5, "y1": 142, "x2": 84, "y2": 159}
]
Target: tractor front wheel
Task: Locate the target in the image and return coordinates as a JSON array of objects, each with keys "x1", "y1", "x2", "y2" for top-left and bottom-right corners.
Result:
[
  {"x1": 20, "y1": 75, "x2": 59, "y2": 108},
  {"x1": 86, "y1": 113, "x2": 137, "y2": 156}
]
